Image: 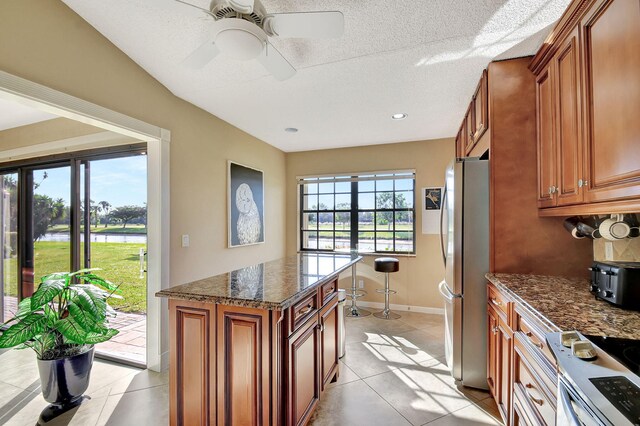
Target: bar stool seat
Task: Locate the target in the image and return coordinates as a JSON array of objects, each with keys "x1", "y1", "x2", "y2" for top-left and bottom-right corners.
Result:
[{"x1": 374, "y1": 257, "x2": 400, "y2": 320}]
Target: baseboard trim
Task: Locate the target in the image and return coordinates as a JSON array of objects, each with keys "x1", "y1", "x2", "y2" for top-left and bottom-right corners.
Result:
[{"x1": 356, "y1": 301, "x2": 444, "y2": 315}]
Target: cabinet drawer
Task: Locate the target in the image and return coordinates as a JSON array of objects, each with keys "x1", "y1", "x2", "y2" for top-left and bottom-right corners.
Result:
[
  {"x1": 289, "y1": 292, "x2": 318, "y2": 336},
  {"x1": 320, "y1": 279, "x2": 337, "y2": 305},
  {"x1": 514, "y1": 338, "x2": 556, "y2": 425},
  {"x1": 488, "y1": 283, "x2": 510, "y2": 320},
  {"x1": 515, "y1": 311, "x2": 556, "y2": 368}
]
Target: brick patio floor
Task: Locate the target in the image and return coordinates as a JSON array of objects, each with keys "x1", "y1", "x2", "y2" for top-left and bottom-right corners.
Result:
[{"x1": 2, "y1": 295, "x2": 146, "y2": 365}]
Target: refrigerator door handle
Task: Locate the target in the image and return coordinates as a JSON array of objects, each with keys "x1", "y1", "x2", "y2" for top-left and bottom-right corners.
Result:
[
  {"x1": 439, "y1": 186, "x2": 448, "y2": 267},
  {"x1": 439, "y1": 280, "x2": 462, "y2": 302}
]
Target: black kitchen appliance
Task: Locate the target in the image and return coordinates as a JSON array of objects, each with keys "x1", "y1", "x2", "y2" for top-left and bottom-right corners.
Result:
[{"x1": 589, "y1": 261, "x2": 640, "y2": 310}]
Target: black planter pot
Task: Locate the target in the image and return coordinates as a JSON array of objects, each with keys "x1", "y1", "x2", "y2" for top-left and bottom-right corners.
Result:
[{"x1": 37, "y1": 346, "x2": 95, "y2": 407}]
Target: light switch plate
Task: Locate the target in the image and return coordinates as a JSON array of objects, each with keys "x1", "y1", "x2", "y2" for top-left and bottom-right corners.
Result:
[
  {"x1": 605, "y1": 242, "x2": 614, "y2": 261},
  {"x1": 358, "y1": 279, "x2": 364, "y2": 289},
  {"x1": 181, "y1": 234, "x2": 190, "y2": 248}
]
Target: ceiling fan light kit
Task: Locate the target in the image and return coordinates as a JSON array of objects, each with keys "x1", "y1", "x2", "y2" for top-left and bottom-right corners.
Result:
[
  {"x1": 214, "y1": 19, "x2": 266, "y2": 61},
  {"x1": 176, "y1": 0, "x2": 344, "y2": 81}
]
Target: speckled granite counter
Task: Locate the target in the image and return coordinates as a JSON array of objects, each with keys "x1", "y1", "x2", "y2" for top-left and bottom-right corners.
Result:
[
  {"x1": 486, "y1": 273, "x2": 640, "y2": 340},
  {"x1": 156, "y1": 253, "x2": 361, "y2": 310}
]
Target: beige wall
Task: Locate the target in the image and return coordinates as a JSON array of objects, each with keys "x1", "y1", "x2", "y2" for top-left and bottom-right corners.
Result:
[
  {"x1": 286, "y1": 139, "x2": 455, "y2": 310},
  {"x1": 0, "y1": 1, "x2": 286, "y2": 287}
]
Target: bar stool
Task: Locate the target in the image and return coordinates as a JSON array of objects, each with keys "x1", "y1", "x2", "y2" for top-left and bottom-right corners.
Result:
[
  {"x1": 374, "y1": 257, "x2": 400, "y2": 320},
  {"x1": 346, "y1": 263, "x2": 370, "y2": 317}
]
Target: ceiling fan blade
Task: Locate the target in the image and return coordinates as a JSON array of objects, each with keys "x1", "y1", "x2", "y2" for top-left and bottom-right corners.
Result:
[
  {"x1": 173, "y1": 0, "x2": 215, "y2": 18},
  {"x1": 257, "y1": 43, "x2": 296, "y2": 81},
  {"x1": 265, "y1": 11, "x2": 344, "y2": 38},
  {"x1": 228, "y1": 0, "x2": 255, "y2": 14},
  {"x1": 182, "y1": 38, "x2": 220, "y2": 69}
]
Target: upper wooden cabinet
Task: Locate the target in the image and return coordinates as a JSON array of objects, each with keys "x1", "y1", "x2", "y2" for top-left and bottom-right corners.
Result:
[
  {"x1": 531, "y1": 0, "x2": 640, "y2": 215},
  {"x1": 456, "y1": 69, "x2": 489, "y2": 158},
  {"x1": 581, "y1": 0, "x2": 640, "y2": 204},
  {"x1": 473, "y1": 70, "x2": 489, "y2": 142}
]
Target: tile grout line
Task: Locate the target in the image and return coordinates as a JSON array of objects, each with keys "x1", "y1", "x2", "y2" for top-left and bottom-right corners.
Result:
[{"x1": 360, "y1": 374, "x2": 416, "y2": 426}]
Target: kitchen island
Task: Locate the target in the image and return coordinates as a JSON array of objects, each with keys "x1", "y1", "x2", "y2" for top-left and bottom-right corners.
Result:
[{"x1": 157, "y1": 252, "x2": 361, "y2": 426}]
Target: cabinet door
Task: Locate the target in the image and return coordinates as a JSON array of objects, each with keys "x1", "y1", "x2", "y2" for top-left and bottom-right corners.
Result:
[
  {"x1": 473, "y1": 70, "x2": 489, "y2": 142},
  {"x1": 581, "y1": 0, "x2": 640, "y2": 203},
  {"x1": 287, "y1": 316, "x2": 321, "y2": 426},
  {"x1": 169, "y1": 300, "x2": 216, "y2": 426},
  {"x1": 455, "y1": 123, "x2": 465, "y2": 158},
  {"x1": 536, "y1": 63, "x2": 557, "y2": 208},
  {"x1": 487, "y1": 306, "x2": 499, "y2": 401},
  {"x1": 497, "y1": 315, "x2": 513, "y2": 425},
  {"x1": 320, "y1": 295, "x2": 339, "y2": 390},
  {"x1": 464, "y1": 106, "x2": 475, "y2": 155},
  {"x1": 555, "y1": 27, "x2": 584, "y2": 206},
  {"x1": 217, "y1": 305, "x2": 271, "y2": 426}
]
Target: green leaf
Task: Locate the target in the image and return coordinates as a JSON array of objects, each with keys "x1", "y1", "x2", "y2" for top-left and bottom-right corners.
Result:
[
  {"x1": 81, "y1": 274, "x2": 120, "y2": 293},
  {"x1": 1, "y1": 298, "x2": 33, "y2": 327},
  {"x1": 31, "y1": 279, "x2": 66, "y2": 310},
  {"x1": 85, "y1": 328, "x2": 118, "y2": 344},
  {"x1": 42, "y1": 304, "x2": 59, "y2": 327},
  {"x1": 54, "y1": 317, "x2": 87, "y2": 344},
  {"x1": 0, "y1": 314, "x2": 47, "y2": 348},
  {"x1": 67, "y1": 302, "x2": 108, "y2": 334},
  {"x1": 72, "y1": 287, "x2": 107, "y2": 321}
]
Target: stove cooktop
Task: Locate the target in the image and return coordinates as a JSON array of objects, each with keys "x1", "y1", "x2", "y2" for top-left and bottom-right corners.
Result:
[{"x1": 585, "y1": 335, "x2": 640, "y2": 377}]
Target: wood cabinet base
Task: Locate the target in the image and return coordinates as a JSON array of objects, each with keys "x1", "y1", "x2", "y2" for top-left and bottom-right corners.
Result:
[{"x1": 168, "y1": 279, "x2": 340, "y2": 426}]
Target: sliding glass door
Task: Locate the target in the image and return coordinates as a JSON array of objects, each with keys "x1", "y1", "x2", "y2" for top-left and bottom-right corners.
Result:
[
  {"x1": 0, "y1": 172, "x2": 18, "y2": 324},
  {"x1": 0, "y1": 146, "x2": 147, "y2": 366}
]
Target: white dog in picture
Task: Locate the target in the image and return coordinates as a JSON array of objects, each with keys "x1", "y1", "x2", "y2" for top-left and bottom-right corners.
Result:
[{"x1": 235, "y1": 183, "x2": 262, "y2": 244}]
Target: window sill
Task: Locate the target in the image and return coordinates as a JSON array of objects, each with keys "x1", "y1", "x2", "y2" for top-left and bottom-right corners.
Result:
[{"x1": 298, "y1": 250, "x2": 417, "y2": 258}]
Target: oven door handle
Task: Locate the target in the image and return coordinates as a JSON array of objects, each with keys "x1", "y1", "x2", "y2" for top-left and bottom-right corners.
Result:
[{"x1": 557, "y1": 380, "x2": 583, "y2": 426}]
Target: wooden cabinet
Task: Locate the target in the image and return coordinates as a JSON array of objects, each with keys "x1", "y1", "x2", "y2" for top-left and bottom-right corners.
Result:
[
  {"x1": 473, "y1": 70, "x2": 489, "y2": 142},
  {"x1": 169, "y1": 300, "x2": 216, "y2": 426},
  {"x1": 217, "y1": 305, "x2": 271, "y2": 426},
  {"x1": 536, "y1": 27, "x2": 584, "y2": 209},
  {"x1": 487, "y1": 283, "x2": 559, "y2": 426},
  {"x1": 531, "y1": 0, "x2": 640, "y2": 215},
  {"x1": 319, "y1": 294, "x2": 339, "y2": 390},
  {"x1": 286, "y1": 315, "x2": 321, "y2": 426},
  {"x1": 487, "y1": 283, "x2": 513, "y2": 425},
  {"x1": 168, "y1": 277, "x2": 341, "y2": 426},
  {"x1": 535, "y1": 63, "x2": 556, "y2": 208},
  {"x1": 455, "y1": 70, "x2": 489, "y2": 158},
  {"x1": 581, "y1": 0, "x2": 640, "y2": 204},
  {"x1": 487, "y1": 306, "x2": 499, "y2": 400}
]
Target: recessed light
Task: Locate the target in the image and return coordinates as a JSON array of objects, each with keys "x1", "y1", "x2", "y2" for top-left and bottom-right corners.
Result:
[
  {"x1": 285, "y1": 127, "x2": 298, "y2": 133},
  {"x1": 391, "y1": 113, "x2": 408, "y2": 120}
]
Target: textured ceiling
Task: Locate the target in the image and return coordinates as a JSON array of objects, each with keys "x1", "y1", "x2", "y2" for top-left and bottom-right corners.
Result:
[
  {"x1": 61, "y1": 0, "x2": 570, "y2": 152},
  {"x1": 0, "y1": 98, "x2": 57, "y2": 131}
]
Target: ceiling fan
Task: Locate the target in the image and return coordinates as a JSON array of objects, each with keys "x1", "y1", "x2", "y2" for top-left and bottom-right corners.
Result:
[{"x1": 175, "y1": 0, "x2": 344, "y2": 80}]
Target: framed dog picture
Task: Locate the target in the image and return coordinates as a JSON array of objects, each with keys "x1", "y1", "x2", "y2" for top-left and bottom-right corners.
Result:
[{"x1": 228, "y1": 161, "x2": 265, "y2": 247}]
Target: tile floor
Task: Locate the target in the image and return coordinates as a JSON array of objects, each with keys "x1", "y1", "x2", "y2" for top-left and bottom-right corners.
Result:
[
  {"x1": 0, "y1": 311, "x2": 501, "y2": 425},
  {"x1": 309, "y1": 311, "x2": 502, "y2": 426}
]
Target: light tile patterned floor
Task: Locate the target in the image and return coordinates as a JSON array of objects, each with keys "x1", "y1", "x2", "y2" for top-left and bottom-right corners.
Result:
[
  {"x1": 0, "y1": 310, "x2": 501, "y2": 425},
  {"x1": 2, "y1": 295, "x2": 146, "y2": 365}
]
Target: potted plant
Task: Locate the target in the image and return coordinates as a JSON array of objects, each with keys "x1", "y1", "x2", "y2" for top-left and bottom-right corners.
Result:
[{"x1": 0, "y1": 269, "x2": 120, "y2": 417}]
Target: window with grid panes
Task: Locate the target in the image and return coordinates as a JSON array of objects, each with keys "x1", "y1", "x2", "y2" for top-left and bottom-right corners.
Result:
[{"x1": 299, "y1": 171, "x2": 415, "y2": 254}]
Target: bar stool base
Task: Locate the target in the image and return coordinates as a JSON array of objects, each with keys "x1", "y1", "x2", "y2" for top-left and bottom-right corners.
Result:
[
  {"x1": 346, "y1": 306, "x2": 371, "y2": 317},
  {"x1": 373, "y1": 310, "x2": 401, "y2": 320}
]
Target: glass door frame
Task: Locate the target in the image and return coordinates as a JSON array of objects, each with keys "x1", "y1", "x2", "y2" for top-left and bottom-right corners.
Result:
[{"x1": 0, "y1": 145, "x2": 147, "y2": 340}]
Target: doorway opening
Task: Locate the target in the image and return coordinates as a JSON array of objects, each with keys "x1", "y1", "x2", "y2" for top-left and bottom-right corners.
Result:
[{"x1": 0, "y1": 145, "x2": 148, "y2": 367}]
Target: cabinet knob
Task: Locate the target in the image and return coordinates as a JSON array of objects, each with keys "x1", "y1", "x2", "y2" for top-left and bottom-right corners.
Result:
[{"x1": 492, "y1": 326, "x2": 499, "y2": 334}]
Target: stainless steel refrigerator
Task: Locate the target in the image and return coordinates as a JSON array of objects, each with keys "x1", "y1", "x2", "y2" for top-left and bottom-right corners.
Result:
[{"x1": 438, "y1": 158, "x2": 489, "y2": 390}]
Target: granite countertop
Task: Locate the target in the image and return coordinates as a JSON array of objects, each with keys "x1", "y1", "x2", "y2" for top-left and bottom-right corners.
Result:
[
  {"x1": 156, "y1": 253, "x2": 361, "y2": 310},
  {"x1": 486, "y1": 273, "x2": 640, "y2": 340}
]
